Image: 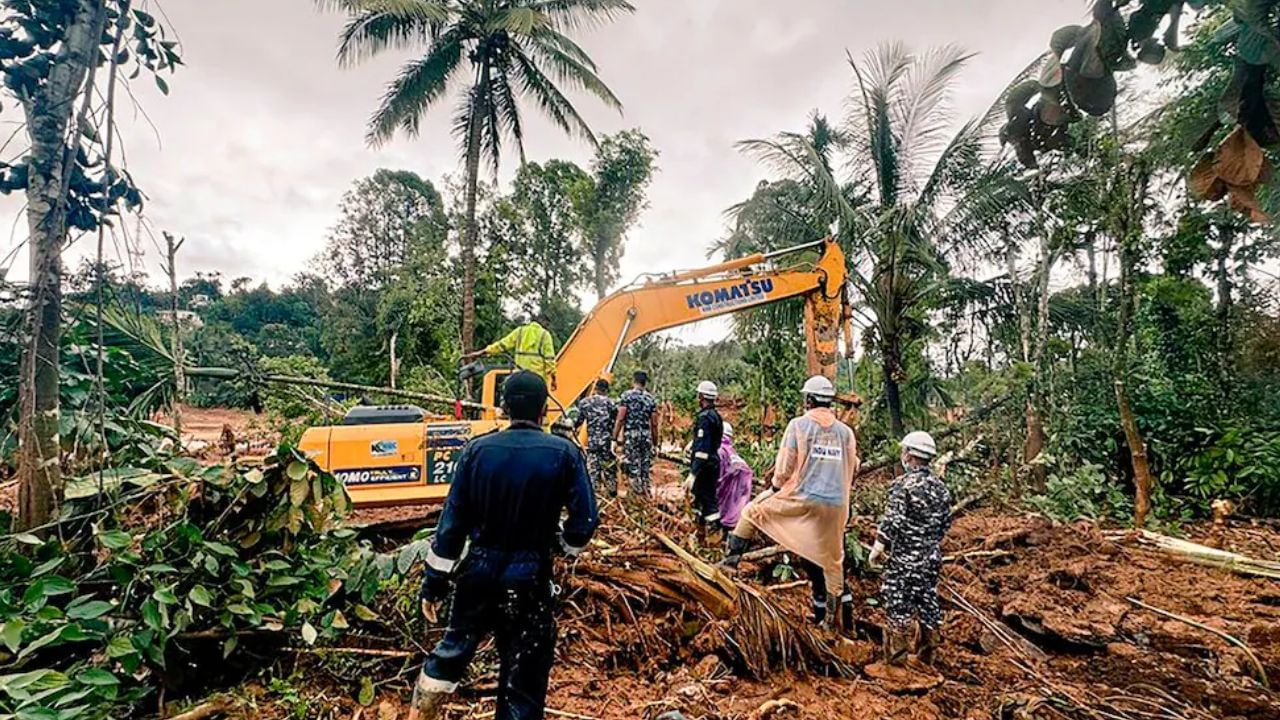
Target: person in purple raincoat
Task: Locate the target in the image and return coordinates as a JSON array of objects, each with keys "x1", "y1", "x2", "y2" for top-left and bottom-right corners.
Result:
[{"x1": 716, "y1": 422, "x2": 754, "y2": 531}]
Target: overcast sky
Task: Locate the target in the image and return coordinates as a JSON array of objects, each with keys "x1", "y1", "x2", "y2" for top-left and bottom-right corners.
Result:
[{"x1": 0, "y1": 0, "x2": 1089, "y2": 341}]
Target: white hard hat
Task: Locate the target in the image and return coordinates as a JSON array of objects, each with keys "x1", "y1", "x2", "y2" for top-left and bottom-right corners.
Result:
[
  {"x1": 901, "y1": 431, "x2": 937, "y2": 459},
  {"x1": 696, "y1": 380, "x2": 718, "y2": 399},
  {"x1": 801, "y1": 375, "x2": 835, "y2": 399},
  {"x1": 723, "y1": 421, "x2": 734, "y2": 439}
]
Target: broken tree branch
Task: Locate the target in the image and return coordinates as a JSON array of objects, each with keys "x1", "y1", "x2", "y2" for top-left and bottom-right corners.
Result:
[
  {"x1": 1125, "y1": 597, "x2": 1269, "y2": 688},
  {"x1": 162, "y1": 697, "x2": 232, "y2": 720},
  {"x1": 1110, "y1": 530, "x2": 1280, "y2": 580}
]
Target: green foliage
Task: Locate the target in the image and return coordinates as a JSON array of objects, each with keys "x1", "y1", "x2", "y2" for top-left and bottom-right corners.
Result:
[
  {"x1": 0, "y1": 446, "x2": 395, "y2": 720},
  {"x1": 578, "y1": 130, "x2": 659, "y2": 296},
  {"x1": 735, "y1": 50, "x2": 1027, "y2": 435},
  {"x1": 1026, "y1": 463, "x2": 1133, "y2": 523},
  {"x1": 0, "y1": 0, "x2": 181, "y2": 229},
  {"x1": 1173, "y1": 426, "x2": 1280, "y2": 514},
  {"x1": 314, "y1": 170, "x2": 447, "y2": 291},
  {"x1": 497, "y1": 160, "x2": 593, "y2": 312},
  {"x1": 614, "y1": 338, "x2": 749, "y2": 418},
  {"x1": 257, "y1": 356, "x2": 337, "y2": 442},
  {"x1": 325, "y1": 0, "x2": 632, "y2": 155}
]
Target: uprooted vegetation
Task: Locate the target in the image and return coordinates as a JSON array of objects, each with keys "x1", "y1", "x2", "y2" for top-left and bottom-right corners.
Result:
[
  {"x1": 0, "y1": 447, "x2": 418, "y2": 719},
  {"x1": 3, "y1": 448, "x2": 1280, "y2": 720}
]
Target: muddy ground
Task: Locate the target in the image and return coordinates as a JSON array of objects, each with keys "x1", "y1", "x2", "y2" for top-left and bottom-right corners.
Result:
[
  {"x1": 216, "y1": 459, "x2": 1280, "y2": 720},
  {"x1": 7, "y1": 407, "x2": 1277, "y2": 719}
]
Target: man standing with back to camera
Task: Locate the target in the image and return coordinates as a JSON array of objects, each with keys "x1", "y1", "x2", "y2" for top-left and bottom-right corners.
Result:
[
  {"x1": 409, "y1": 370, "x2": 598, "y2": 720},
  {"x1": 614, "y1": 370, "x2": 659, "y2": 497}
]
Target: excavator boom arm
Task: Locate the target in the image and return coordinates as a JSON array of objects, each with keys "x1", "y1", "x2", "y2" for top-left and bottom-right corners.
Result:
[{"x1": 551, "y1": 238, "x2": 850, "y2": 409}]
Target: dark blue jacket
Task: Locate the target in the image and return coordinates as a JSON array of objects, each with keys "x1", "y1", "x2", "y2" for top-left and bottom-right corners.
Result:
[
  {"x1": 689, "y1": 406, "x2": 724, "y2": 476},
  {"x1": 427, "y1": 426, "x2": 599, "y2": 573}
]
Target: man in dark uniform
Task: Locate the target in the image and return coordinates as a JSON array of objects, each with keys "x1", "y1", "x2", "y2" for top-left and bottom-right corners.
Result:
[
  {"x1": 410, "y1": 371, "x2": 599, "y2": 720},
  {"x1": 613, "y1": 370, "x2": 659, "y2": 497},
  {"x1": 574, "y1": 378, "x2": 618, "y2": 497},
  {"x1": 686, "y1": 380, "x2": 724, "y2": 532},
  {"x1": 868, "y1": 431, "x2": 951, "y2": 666}
]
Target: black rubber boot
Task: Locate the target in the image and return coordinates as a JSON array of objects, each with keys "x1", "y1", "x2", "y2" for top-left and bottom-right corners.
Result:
[
  {"x1": 812, "y1": 597, "x2": 829, "y2": 626},
  {"x1": 720, "y1": 534, "x2": 751, "y2": 569},
  {"x1": 410, "y1": 673, "x2": 451, "y2": 720},
  {"x1": 839, "y1": 590, "x2": 855, "y2": 631},
  {"x1": 918, "y1": 626, "x2": 941, "y2": 666},
  {"x1": 882, "y1": 625, "x2": 911, "y2": 666}
]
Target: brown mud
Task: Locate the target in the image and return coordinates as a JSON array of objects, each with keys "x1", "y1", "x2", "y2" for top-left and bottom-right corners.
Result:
[{"x1": 218, "y1": 458, "x2": 1280, "y2": 720}]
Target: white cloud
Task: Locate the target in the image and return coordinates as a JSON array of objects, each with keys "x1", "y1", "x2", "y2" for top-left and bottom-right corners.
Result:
[{"x1": 2, "y1": 0, "x2": 1088, "y2": 346}]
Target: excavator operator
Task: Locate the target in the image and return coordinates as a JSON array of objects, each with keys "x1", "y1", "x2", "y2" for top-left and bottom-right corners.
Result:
[
  {"x1": 410, "y1": 371, "x2": 598, "y2": 720},
  {"x1": 464, "y1": 312, "x2": 558, "y2": 389}
]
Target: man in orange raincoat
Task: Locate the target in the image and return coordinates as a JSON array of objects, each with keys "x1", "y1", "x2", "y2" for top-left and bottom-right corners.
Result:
[{"x1": 721, "y1": 375, "x2": 860, "y2": 628}]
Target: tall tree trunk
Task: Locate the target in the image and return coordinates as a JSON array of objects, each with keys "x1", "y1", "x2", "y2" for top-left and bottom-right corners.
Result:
[
  {"x1": 1113, "y1": 165, "x2": 1155, "y2": 528},
  {"x1": 1214, "y1": 223, "x2": 1235, "y2": 401},
  {"x1": 459, "y1": 64, "x2": 490, "y2": 353},
  {"x1": 1007, "y1": 242, "x2": 1031, "y2": 364},
  {"x1": 17, "y1": 0, "x2": 107, "y2": 530},
  {"x1": 1025, "y1": 223, "x2": 1054, "y2": 490},
  {"x1": 165, "y1": 233, "x2": 185, "y2": 438},
  {"x1": 593, "y1": 237, "x2": 608, "y2": 299},
  {"x1": 881, "y1": 337, "x2": 905, "y2": 438}
]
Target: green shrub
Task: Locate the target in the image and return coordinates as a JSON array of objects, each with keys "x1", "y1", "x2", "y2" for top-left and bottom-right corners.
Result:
[
  {"x1": 0, "y1": 447, "x2": 398, "y2": 719},
  {"x1": 1172, "y1": 425, "x2": 1280, "y2": 516},
  {"x1": 1026, "y1": 462, "x2": 1132, "y2": 523}
]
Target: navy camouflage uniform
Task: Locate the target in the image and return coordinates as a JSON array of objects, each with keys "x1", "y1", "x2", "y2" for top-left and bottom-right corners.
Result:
[
  {"x1": 689, "y1": 405, "x2": 723, "y2": 524},
  {"x1": 575, "y1": 394, "x2": 618, "y2": 496},
  {"x1": 618, "y1": 388, "x2": 658, "y2": 496},
  {"x1": 416, "y1": 425, "x2": 598, "y2": 720},
  {"x1": 876, "y1": 467, "x2": 952, "y2": 630}
]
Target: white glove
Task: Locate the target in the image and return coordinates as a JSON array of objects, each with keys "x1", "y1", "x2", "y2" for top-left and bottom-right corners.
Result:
[
  {"x1": 867, "y1": 540, "x2": 886, "y2": 570},
  {"x1": 683, "y1": 473, "x2": 695, "y2": 492}
]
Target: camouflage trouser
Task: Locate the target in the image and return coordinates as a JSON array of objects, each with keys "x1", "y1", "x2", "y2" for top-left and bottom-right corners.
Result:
[
  {"x1": 881, "y1": 553, "x2": 943, "y2": 630},
  {"x1": 621, "y1": 434, "x2": 654, "y2": 497},
  {"x1": 585, "y1": 447, "x2": 618, "y2": 497}
]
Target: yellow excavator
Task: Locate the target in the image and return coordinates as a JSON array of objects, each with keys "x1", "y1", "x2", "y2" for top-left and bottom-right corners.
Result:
[{"x1": 299, "y1": 237, "x2": 854, "y2": 508}]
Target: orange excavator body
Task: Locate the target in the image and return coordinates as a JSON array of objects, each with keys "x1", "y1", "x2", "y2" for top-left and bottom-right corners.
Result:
[{"x1": 298, "y1": 238, "x2": 854, "y2": 507}]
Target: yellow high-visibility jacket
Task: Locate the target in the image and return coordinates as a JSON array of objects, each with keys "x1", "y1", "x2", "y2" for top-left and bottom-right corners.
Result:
[{"x1": 484, "y1": 321, "x2": 557, "y2": 383}]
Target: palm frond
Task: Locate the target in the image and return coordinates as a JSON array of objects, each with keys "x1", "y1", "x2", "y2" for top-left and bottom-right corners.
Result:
[
  {"x1": 848, "y1": 47, "x2": 907, "y2": 206},
  {"x1": 530, "y1": 0, "x2": 636, "y2": 31},
  {"x1": 916, "y1": 116, "x2": 985, "y2": 208},
  {"x1": 892, "y1": 44, "x2": 973, "y2": 182},
  {"x1": 487, "y1": 6, "x2": 549, "y2": 35},
  {"x1": 491, "y1": 66, "x2": 527, "y2": 165},
  {"x1": 528, "y1": 27, "x2": 598, "y2": 68},
  {"x1": 524, "y1": 30, "x2": 622, "y2": 110},
  {"x1": 367, "y1": 30, "x2": 464, "y2": 145},
  {"x1": 332, "y1": 1, "x2": 450, "y2": 66},
  {"x1": 98, "y1": 306, "x2": 173, "y2": 369},
  {"x1": 511, "y1": 45, "x2": 598, "y2": 144},
  {"x1": 451, "y1": 84, "x2": 503, "y2": 172}
]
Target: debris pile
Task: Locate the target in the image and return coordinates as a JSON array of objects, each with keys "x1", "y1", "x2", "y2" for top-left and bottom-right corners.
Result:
[{"x1": 211, "y1": 464, "x2": 1280, "y2": 720}]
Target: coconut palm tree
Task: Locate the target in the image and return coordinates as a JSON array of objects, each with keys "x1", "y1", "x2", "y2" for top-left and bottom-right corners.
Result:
[
  {"x1": 738, "y1": 44, "x2": 1026, "y2": 436},
  {"x1": 319, "y1": 0, "x2": 634, "y2": 351}
]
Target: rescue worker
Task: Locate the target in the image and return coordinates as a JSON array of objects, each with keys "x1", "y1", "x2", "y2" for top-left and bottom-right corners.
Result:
[
  {"x1": 574, "y1": 378, "x2": 618, "y2": 497},
  {"x1": 722, "y1": 375, "x2": 859, "y2": 628},
  {"x1": 464, "y1": 312, "x2": 557, "y2": 389},
  {"x1": 410, "y1": 371, "x2": 598, "y2": 720},
  {"x1": 613, "y1": 370, "x2": 659, "y2": 497},
  {"x1": 686, "y1": 381, "x2": 724, "y2": 530},
  {"x1": 867, "y1": 431, "x2": 951, "y2": 667},
  {"x1": 715, "y1": 422, "x2": 754, "y2": 531}
]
